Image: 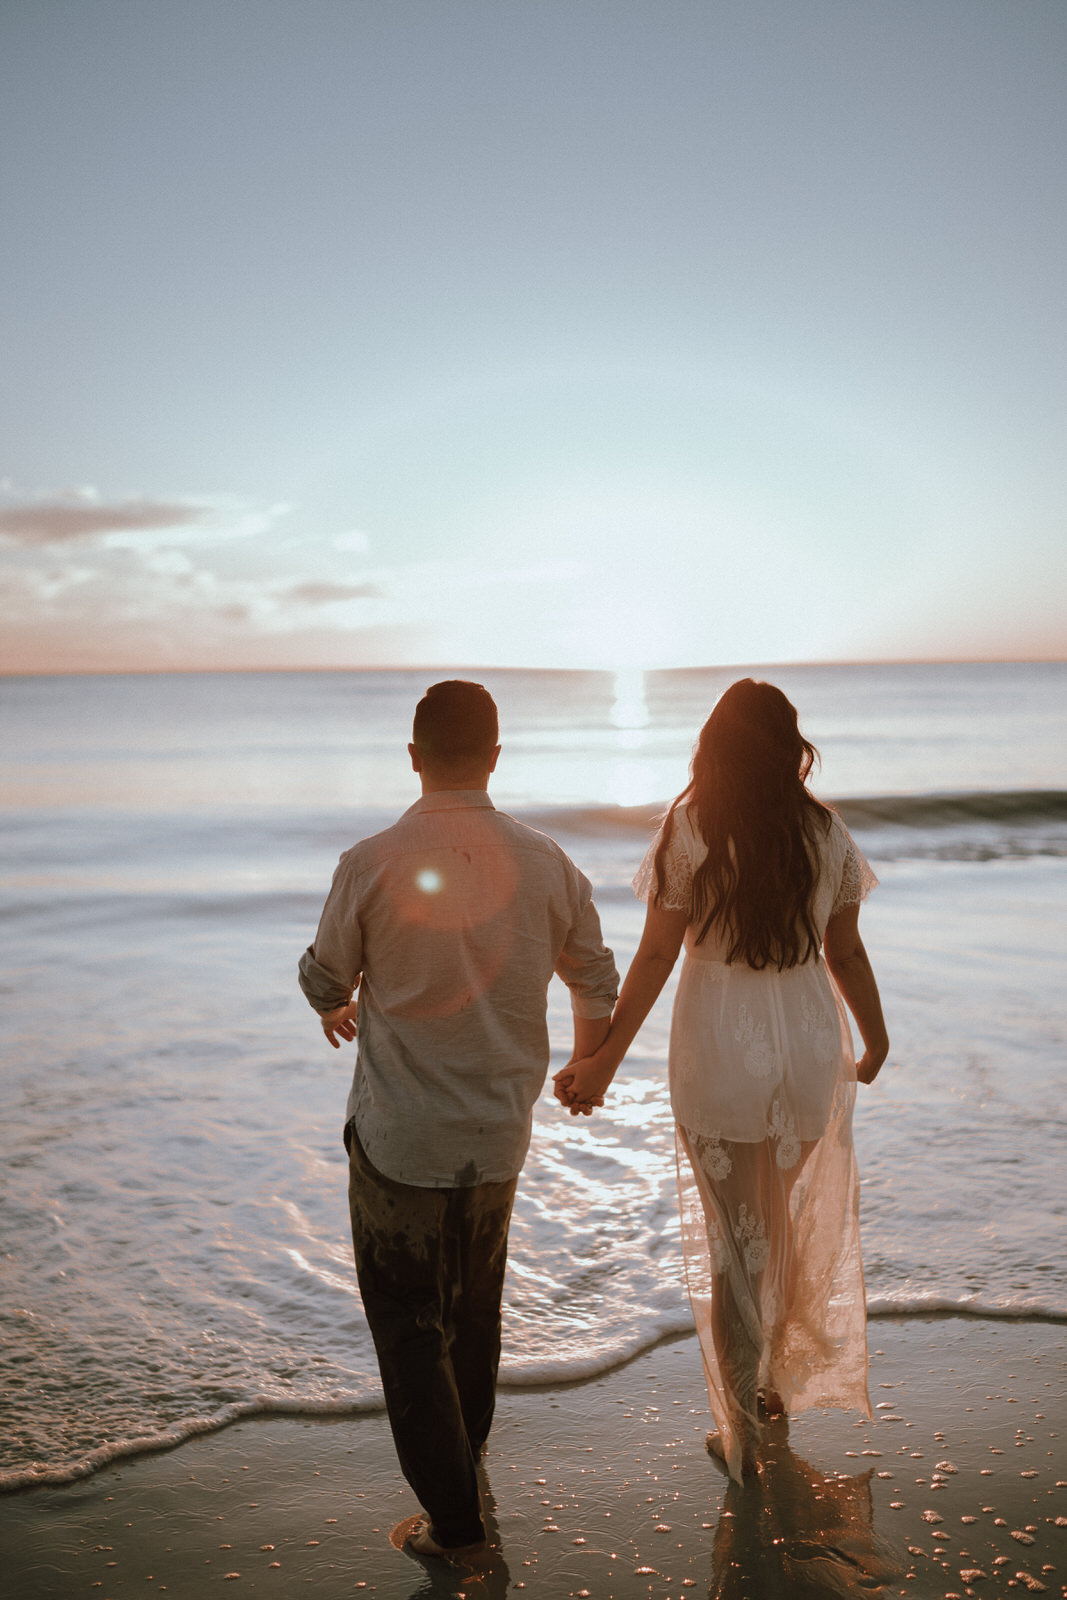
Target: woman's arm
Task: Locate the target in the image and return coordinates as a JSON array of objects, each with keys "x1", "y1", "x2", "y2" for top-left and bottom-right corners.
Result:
[
  {"x1": 823, "y1": 901, "x2": 889, "y2": 1084},
  {"x1": 554, "y1": 900, "x2": 689, "y2": 1113}
]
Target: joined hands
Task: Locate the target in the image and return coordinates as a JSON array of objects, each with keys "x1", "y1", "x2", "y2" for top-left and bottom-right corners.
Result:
[{"x1": 552, "y1": 1049, "x2": 618, "y2": 1117}]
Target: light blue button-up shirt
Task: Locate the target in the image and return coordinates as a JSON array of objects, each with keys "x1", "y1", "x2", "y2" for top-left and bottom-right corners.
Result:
[{"x1": 299, "y1": 790, "x2": 618, "y2": 1186}]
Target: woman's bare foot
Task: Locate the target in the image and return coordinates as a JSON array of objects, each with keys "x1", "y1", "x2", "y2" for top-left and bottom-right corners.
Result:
[{"x1": 705, "y1": 1429, "x2": 758, "y2": 1477}]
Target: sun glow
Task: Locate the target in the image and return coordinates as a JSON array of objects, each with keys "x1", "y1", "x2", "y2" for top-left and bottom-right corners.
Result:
[{"x1": 605, "y1": 669, "x2": 663, "y2": 806}]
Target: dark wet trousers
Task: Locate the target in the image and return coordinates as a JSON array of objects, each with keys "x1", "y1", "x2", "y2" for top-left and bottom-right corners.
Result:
[{"x1": 345, "y1": 1123, "x2": 517, "y2": 1548}]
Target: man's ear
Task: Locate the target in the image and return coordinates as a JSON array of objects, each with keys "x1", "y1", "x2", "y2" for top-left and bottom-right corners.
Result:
[
  {"x1": 408, "y1": 742, "x2": 422, "y2": 773},
  {"x1": 488, "y1": 745, "x2": 501, "y2": 774}
]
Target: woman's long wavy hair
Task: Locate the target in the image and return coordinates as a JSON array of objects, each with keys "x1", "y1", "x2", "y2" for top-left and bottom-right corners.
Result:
[{"x1": 653, "y1": 679, "x2": 832, "y2": 970}]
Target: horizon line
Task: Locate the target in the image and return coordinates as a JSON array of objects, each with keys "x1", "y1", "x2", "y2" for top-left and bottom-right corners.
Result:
[{"x1": 1, "y1": 653, "x2": 1065, "y2": 680}]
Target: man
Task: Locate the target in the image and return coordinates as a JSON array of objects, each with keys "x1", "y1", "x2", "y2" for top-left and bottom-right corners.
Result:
[{"x1": 298, "y1": 680, "x2": 618, "y2": 1561}]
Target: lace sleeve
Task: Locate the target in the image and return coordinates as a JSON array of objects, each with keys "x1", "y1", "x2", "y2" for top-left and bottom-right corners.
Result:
[
  {"x1": 830, "y1": 822, "x2": 879, "y2": 918},
  {"x1": 633, "y1": 814, "x2": 693, "y2": 911}
]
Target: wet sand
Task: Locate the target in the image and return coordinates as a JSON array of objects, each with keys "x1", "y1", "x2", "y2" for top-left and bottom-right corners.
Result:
[{"x1": 1, "y1": 1317, "x2": 1063, "y2": 1599}]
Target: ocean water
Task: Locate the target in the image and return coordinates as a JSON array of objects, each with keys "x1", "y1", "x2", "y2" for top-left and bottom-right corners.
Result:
[{"x1": 1, "y1": 661, "x2": 1065, "y2": 1492}]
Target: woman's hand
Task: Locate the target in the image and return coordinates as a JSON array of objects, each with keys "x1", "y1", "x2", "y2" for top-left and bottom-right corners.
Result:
[
  {"x1": 553, "y1": 1049, "x2": 619, "y2": 1116},
  {"x1": 855, "y1": 1045, "x2": 887, "y2": 1085}
]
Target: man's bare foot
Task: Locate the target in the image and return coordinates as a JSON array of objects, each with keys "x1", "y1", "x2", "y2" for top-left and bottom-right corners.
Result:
[{"x1": 398, "y1": 1514, "x2": 488, "y2": 1563}]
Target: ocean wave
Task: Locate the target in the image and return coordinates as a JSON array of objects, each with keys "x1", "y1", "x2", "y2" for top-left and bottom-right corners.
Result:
[
  {"x1": 834, "y1": 789, "x2": 1067, "y2": 830},
  {"x1": 495, "y1": 1296, "x2": 1067, "y2": 1385},
  {"x1": 865, "y1": 1293, "x2": 1067, "y2": 1322},
  {"x1": 4, "y1": 792, "x2": 1065, "y2": 903},
  {"x1": 522, "y1": 802, "x2": 664, "y2": 837},
  {"x1": 529, "y1": 790, "x2": 1067, "y2": 835},
  {"x1": 527, "y1": 790, "x2": 1067, "y2": 862},
  {"x1": 0, "y1": 1391, "x2": 387, "y2": 1494},
  {"x1": 4, "y1": 1295, "x2": 1062, "y2": 1495}
]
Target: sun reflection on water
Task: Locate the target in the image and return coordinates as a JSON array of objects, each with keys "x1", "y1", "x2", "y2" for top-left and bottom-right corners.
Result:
[
  {"x1": 610, "y1": 667, "x2": 648, "y2": 731},
  {"x1": 607, "y1": 668, "x2": 663, "y2": 806},
  {"x1": 284, "y1": 1247, "x2": 358, "y2": 1298}
]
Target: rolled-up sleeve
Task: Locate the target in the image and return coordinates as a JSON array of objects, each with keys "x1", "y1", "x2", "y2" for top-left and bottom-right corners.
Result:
[
  {"x1": 297, "y1": 855, "x2": 364, "y2": 1014},
  {"x1": 555, "y1": 877, "x2": 619, "y2": 1018}
]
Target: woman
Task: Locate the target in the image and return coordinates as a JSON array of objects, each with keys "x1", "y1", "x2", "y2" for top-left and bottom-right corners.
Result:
[{"x1": 554, "y1": 679, "x2": 888, "y2": 1482}]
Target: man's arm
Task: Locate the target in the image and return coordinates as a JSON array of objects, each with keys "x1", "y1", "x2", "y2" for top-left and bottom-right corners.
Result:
[
  {"x1": 554, "y1": 877, "x2": 620, "y2": 1019},
  {"x1": 298, "y1": 856, "x2": 364, "y2": 1047},
  {"x1": 298, "y1": 946, "x2": 362, "y2": 1048},
  {"x1": 548, "y1": 872, "x2": 619, "y2": 1109}
]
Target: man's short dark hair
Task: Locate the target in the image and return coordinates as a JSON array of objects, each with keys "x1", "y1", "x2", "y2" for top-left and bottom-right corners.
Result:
[{"x1": 412, "y1": 680, "x2": 499, "y2": 766}]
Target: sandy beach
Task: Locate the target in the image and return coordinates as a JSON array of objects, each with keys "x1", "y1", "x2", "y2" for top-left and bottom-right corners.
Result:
[{"x1": 1, "y1": 1316, "x2": 1062, "y2": 1599}]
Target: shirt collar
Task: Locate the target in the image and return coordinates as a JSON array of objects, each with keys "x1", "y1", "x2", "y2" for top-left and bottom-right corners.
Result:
[{"x1": 405, "y1": 789, "x2": 497, "y2": 816}]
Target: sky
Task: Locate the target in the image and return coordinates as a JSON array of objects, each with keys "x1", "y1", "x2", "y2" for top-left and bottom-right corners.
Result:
[{"x1": 1, "y1": 0, "x2": 1065, "y2": 674}]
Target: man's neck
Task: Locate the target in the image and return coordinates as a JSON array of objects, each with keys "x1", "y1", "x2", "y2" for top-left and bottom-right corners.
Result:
[
  {"x1": 409, "y1": 741, "x2": 500, "y2": 795},
  {"x1": 419, "y1": 775, "x2": 490, "y2": 795}
]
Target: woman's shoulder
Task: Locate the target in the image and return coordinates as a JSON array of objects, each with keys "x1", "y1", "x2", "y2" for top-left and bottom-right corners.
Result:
[
  {"x1": 810, "y1": 800, "x2": 848, "y2": 848},
  {"x1": 671, "y1": 798, "x2": 699, "y2": 836},
  {"x1": 814, "y1": 804, "x2": 879, "y2": 907},
  {"x1": 803, "y1": 802, "x2": 851, "y2": 883},
  {"x1": 671, "y1": 801, "x2": 709, "y2": 859},
  {"x1": 634, "y1": 799, "x2": 712, "y2": 902}
]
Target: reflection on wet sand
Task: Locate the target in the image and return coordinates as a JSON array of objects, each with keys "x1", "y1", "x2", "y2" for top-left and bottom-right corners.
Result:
[
  {"x1": 391, "y1": 1421, "x2": 903, "y2": 1598},
  {"x1": 709, "y1": 1418, "x2": 903, "y2": 1598}
]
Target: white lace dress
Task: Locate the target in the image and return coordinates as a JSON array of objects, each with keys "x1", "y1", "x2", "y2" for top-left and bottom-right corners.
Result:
[{"x1": 634, "y1": 804, "x2": 878, "y2": 1481}]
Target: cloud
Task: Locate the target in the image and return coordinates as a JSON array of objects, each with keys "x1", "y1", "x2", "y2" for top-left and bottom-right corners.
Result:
[
  {"x1": 0, "y1": 497, "x2": 206, "y2": 545},
  {"x1": 281, "y1": 581, "x2": 384, "y2": 605},
  {"x1": 101, "y1": 499, "x2": 294, "y2": 549}
]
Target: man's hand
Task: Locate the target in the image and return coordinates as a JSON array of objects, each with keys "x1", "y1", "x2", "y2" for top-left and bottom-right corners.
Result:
[{"x1": 320, "y1": 1001, "x2": 358, "y2": 1049}]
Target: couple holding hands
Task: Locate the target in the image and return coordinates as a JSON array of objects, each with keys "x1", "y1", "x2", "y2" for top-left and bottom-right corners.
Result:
[{"x1": 299, "y1": 676, "x2": 887, "y2": 1561}]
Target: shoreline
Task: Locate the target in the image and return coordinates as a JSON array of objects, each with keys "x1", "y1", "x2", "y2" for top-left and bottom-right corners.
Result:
[
  {"x1": 6, "y1": 1308, "x2": 1062, "y2": 1499},
  {"x1": 1, "y1": 1316, "x2": 1063, "y2": 1599}
]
